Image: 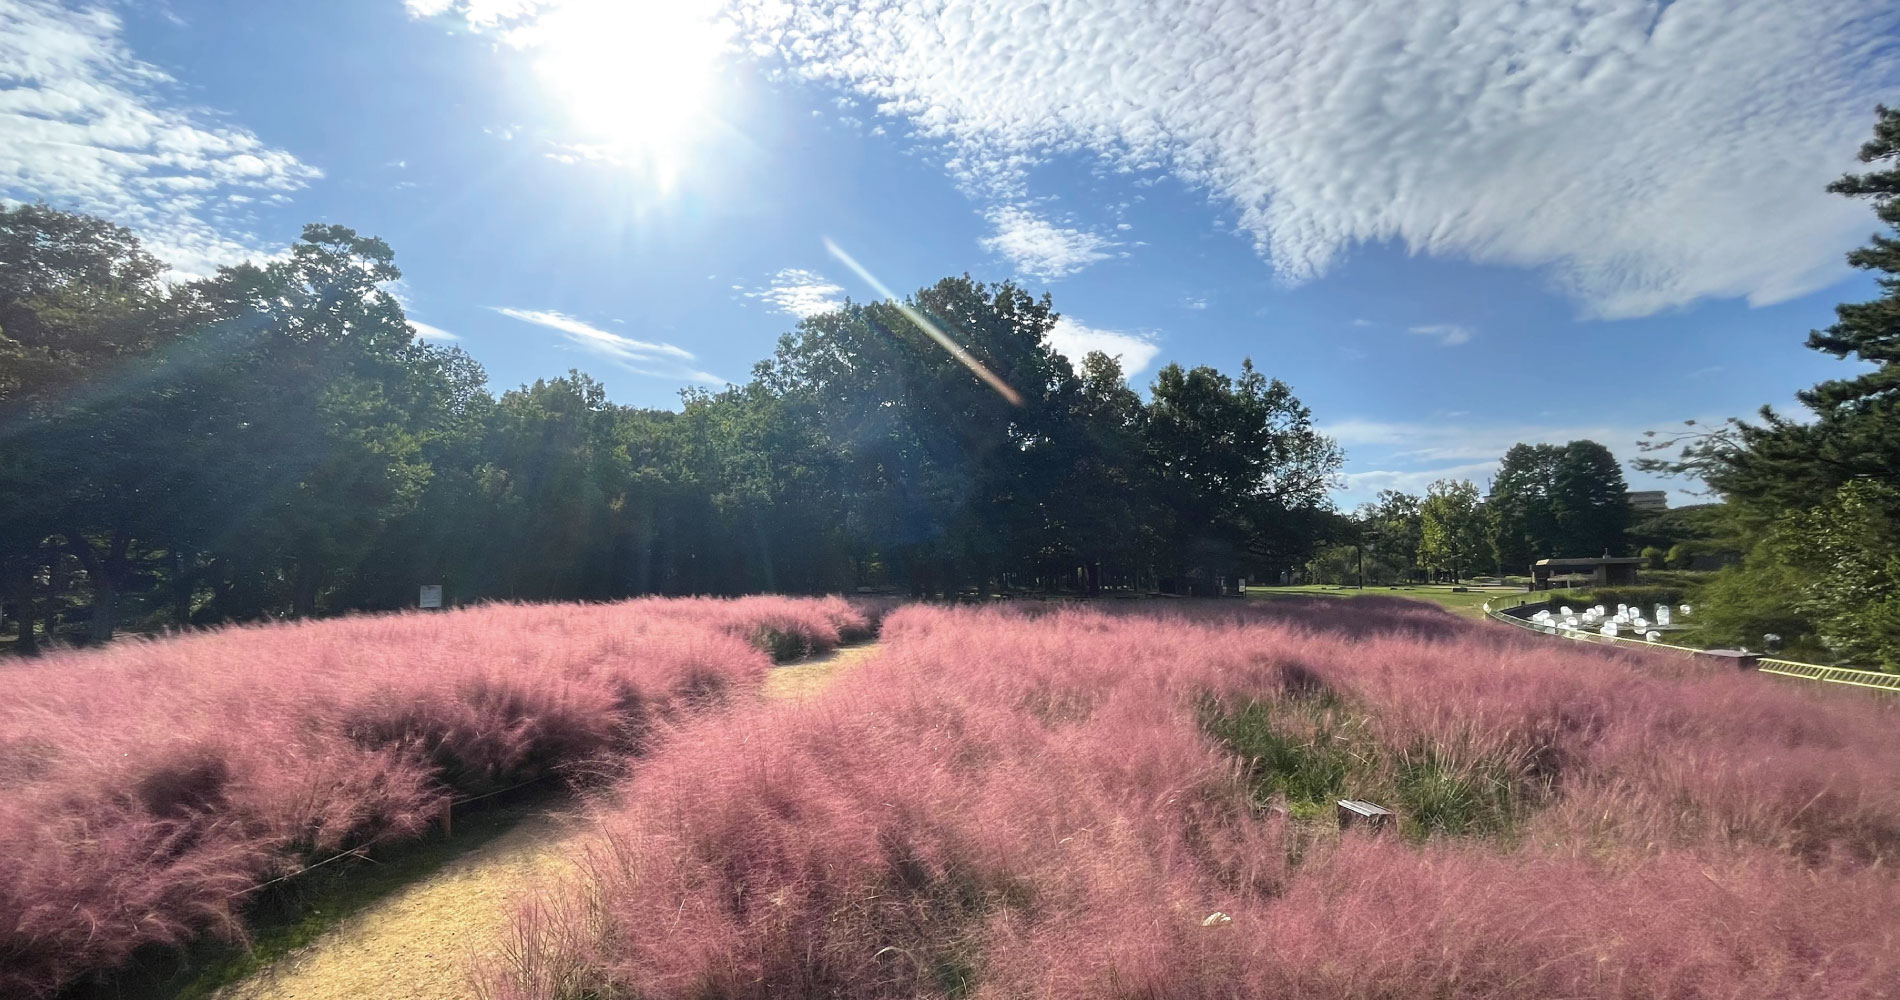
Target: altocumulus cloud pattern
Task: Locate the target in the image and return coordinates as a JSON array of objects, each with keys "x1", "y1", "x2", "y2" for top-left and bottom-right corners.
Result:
[{"x1": 419, "y1": 0, "x2": 1900, "y2": 318}]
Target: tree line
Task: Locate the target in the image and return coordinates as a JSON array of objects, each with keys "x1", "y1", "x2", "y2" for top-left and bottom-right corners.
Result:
[
  {"x1": 1305, "y1": 438, "x2": 1637, "y2": 585},
  {"x1": 0, "y1": 206, "x2": 1343, "y2": 650}
]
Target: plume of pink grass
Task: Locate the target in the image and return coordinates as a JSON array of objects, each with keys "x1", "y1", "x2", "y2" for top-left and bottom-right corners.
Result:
[
  {"x1": 0, "y1": 596, "x2": 866, "y2": 997},
  {"x1": 481, "y1": 599, "x2": 1900, "y2": 1000}
]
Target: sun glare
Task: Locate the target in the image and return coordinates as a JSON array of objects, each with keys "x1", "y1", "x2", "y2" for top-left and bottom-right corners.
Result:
[{"x1": 523, "y1": 0, "x2": 731, "y2": 189}]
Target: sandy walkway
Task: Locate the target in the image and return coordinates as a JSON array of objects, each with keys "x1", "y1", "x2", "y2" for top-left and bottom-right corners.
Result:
[{"x1": 214, "y1": 641, "x2": 881, "y2": 1000}]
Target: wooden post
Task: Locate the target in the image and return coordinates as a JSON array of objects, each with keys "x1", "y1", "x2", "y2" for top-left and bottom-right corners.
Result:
[{"x1": 439, "y1": 798, "x2": 453, "y2": 838}]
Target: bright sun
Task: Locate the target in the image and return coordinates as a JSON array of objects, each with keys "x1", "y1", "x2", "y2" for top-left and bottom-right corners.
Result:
[{"x1": 525, "y1": 0, "x2": 731, "y2": 189}]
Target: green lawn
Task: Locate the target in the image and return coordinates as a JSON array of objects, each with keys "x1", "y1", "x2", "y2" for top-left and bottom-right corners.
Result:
[{"x1": 1246, "y1": 583, "x2": 1526, "y2": 620}]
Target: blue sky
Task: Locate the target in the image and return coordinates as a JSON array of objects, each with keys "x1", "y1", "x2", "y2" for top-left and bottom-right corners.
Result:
[{"x1": 3, "y1": 0, "x2": 1897, "y2": 509}]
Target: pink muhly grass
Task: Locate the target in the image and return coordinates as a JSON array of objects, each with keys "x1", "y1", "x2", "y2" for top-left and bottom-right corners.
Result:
[
  {"x1": 484, "y1": 599, "x2": 1900, "y2": 1000},
  {"x1": 0, "y1": 596, "x2": 861, "y2": 998}
]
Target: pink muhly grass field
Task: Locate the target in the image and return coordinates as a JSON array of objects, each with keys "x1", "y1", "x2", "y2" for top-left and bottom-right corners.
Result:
[
  {"x1": 482, "y1": 599, "x2": 1900, "y2": 1000},
  {"x1": 0, "y1": 595, "x2": 866, "y2": 998}
]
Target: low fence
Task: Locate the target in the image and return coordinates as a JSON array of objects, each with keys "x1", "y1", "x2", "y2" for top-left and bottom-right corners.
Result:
[
  {"x1": 1755, "y1": 659, "x2": 1900, "y2": 692},
  {"x1": 1482, "y1": 599, "x2": 1899, "y2": 694}
]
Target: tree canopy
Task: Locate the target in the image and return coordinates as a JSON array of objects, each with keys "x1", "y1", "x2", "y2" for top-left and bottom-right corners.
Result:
[
  {"x1": 1, "y1": 208, "x2": 1346, "y2": 648},
  {"x1": 1485, "y1": 439, "x2": 1631, "y2": 572}
]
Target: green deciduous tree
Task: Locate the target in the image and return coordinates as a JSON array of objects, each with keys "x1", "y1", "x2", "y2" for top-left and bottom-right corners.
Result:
[
  {"x1": 1771, "y1": 481, "x2": 1900, "y2": 668},
  {"x1": 1419, "y1": 479, "x2": 1485, "y2": 582},
  {"x1": 1356, "y1": 489, "x2": 1425, "y2": 584},
  {"x1": 0, "y1": 205, "x2": 176, "y2": 644},
  {"x1": 1145, "y1": 359, "x2": 1342, "y2": 590},
  {"x1": 1, "y1": 209, "x2": 1354, "y2": 648}
]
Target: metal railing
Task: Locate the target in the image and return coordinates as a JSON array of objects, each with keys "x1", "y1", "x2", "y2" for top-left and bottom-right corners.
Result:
[
  {"x1": 1481, "y1": 600, "x2": 1898, "y2": 693},
  {"x1": 1756, "y1": 659, "x2": 1900, "y2": 692}
]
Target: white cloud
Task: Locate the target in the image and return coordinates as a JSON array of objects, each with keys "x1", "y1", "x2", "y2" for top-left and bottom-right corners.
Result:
[
  {"x1": 1324, "y1": 416, "x2": 1652, "y2": 465},
  {"x1": 492, "y1": 307, "x2": 725, "y2": 383},
  {"x1": 1046, "y1": 316, "x2": 1161, "y2": 375},
  {"x1": 1408, "y1": 323, "x2": 1474, "y2": 346},
  {"x1": 1341, "y1": 461, "x2": 1501, "y2": 502},
  {"x1": 1183, "y1": 296, "x2": 1209, "y2": 311},
  {"x1": 748, "y1": 267, "x2": 845, "y2": 317},
  {"x1": 720, "y1": 0, "x2": 1897, "y2": 318},
  {"x1": 0, "y1": 0, "x2": 320, "y2": 277},
  {"x1": 979, "y1": 205, "x2": 1115, "y2": 280},
  {"x1": 408, "y1": 319, "x2": 460, "y2": 342}
]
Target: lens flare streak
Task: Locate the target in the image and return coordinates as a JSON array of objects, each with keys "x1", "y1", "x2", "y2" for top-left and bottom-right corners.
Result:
[{"x1": 824, "y1": 237, "x2": 1024, "y2": 407}]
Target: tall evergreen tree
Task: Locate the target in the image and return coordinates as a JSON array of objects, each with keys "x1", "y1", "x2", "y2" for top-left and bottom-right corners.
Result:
[
  {"x1": 1702, "y1": 106, "x2": 1900, "y2": 516},
  {"x1": 1551, "y1": 441, "x2": 1632, "y2": 557},
  {"x1": 1486, "y1": 443, "x2": 1563, "y2": 571},
  {"x1": 1638, "y1": 107, "x2": 1900, "y2": 666},
  {"x1": 1486, "y1": 440, "x2": 1629, "y2": 568}
]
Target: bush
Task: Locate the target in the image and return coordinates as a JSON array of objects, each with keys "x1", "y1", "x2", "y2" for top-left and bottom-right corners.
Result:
[
  {"x1": 481, "y1": 600, "x2": 1900, "y2": 1000},
  {"x1": 0, "y1": 596, "x2": 867, "y2": 998},
  {"x1": 1637, "y1": 569, "x2": 1717, "y2": 589},
  {"x1": 1686, "y1": 562, "x2": 1822, "y2": 657}
]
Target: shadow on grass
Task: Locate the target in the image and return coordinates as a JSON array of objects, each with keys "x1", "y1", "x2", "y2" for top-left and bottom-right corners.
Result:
[{"x1": 83, "y1": 794, "x2": 562, "y2": 1000}]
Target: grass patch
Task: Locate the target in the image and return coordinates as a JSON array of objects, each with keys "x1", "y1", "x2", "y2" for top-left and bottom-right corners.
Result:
[
  {"x1": 1199, "y1": 697, "x2": 1359, "y2": 809},
  {"x1": 1391, "y1": 745, "x2": 1524, "y2": 840},
  {"x1": 1200, "y1": 697, "x2": 1536, "y2": 843},
  {"x1": 1245, "y1": 584, "x2": 1514, "y2": 620}
]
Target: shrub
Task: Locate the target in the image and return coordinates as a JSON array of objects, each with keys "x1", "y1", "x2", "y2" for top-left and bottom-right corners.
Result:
[
  {"x1": 1682, "y1": 562, "x2": 1821, "y2": 656},
  {"x1": 0, "y1": 596, "x2": 866, "y2": 998},
  {"x1": 483, "y1": 599, "x2": 1900, "y2": 999}
]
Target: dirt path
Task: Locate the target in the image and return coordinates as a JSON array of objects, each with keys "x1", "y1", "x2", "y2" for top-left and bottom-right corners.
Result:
[
  {"x1": 762, "y1": 641, "x2": 883, "y2": 700},
  {"x1": 213, "y1": 641, "x2": 881, "y2": 1000}
]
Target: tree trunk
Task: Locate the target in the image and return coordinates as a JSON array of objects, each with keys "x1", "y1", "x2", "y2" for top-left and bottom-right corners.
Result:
[
  {"x1": 2, "y1": 561, "x2": 39, "y2": 655},
  {"x1": 65, "y1": 526, "x2": 129, "y2": 645},
  {"x1": 88, "y1": 575, "x2": 118, "y2": 644},
  {"x1": 292, "y1": 563, "x2": 321, "y2": 618},
  {"x1": 17, "y1": 592, "x2": 39, "y2": 655},
  {"x1": 172, "y1": 549, "x2": 195, "y2": 627}
]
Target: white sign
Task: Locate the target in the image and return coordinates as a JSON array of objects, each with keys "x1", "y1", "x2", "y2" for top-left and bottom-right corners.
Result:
[{"x1": 419, "y1": 585, "x2": 443, "y2": 609}]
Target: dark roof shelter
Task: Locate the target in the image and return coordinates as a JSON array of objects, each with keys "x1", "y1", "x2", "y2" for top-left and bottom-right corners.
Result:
[{"x1": 1530, "y1": 556, "x2": 1643, "y2": 591}]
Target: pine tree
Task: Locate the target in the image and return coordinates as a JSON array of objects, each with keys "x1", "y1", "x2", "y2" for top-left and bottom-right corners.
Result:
[
  {"x1": 1663, "y1": 106, "x2": 1900, "y2": 667},
  {"x1": 1712, "y1": 106, "x2": 1900, "y2": 514}
]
